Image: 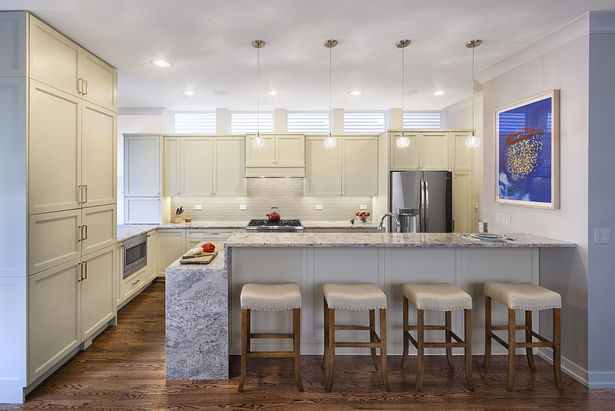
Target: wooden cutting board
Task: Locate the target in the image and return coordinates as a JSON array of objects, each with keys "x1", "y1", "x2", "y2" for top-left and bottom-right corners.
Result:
[{"x1": 179, "y1": 249, "x2": 218, "y2": 265}]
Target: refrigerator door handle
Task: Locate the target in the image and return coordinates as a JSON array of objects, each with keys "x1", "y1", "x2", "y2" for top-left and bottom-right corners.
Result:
[
  {"x1": 419, "y1": 179, "x2": 425, "y2": 232},
  {"x1": 424, "y1": 180, "x2": 429, "y2": 232}
]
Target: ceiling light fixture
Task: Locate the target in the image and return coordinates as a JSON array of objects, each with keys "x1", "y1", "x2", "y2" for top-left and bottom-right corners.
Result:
[
  {"x1": 251, "y1": 40, "x2": 266, "y2": 148},
  {"x1": 151, "y1": 59, "x2": 172, "y2": 68},
  {"x1": 324, "y1": 39, "x2": 338, "y2": 149},
  {"x1": 433, "y1": 90, "x2": 446, "y2": 96},
  {"x1": 183, "y1": 90, "x2": 195, "y2": 96},
  {"x1": 396, "y1": 39, "x2": 411, "y2": 148},
  {"x1": 349, "y1": 90, "x2": 362, "y2": 96},
  {"x1": 268, "y1": 90, "x2": 278, "y2": 96},
  {"x1": 465, "y1": 39, "x2": 482, "y2": 148}
]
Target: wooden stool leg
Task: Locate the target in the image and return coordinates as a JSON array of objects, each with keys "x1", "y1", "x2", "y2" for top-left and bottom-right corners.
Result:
[
  {"x1": 506, "y1": 308, "x2": 516, "y2": 391},
  {"x1": 464, "y1": 309, "x2": 475, "y2": 392},
  {"x1": 369, "y1": 309, "x2": 379, "y2": 370},
  {"x1": 293, "y1": 308, "x2": 304, "y2": 392},
  {"x1": 238, "y1": 308, "x2": 249, "y2": 391},
  {"x1": 401, "y1": 296, "x2": 409, "y2": 369},
  {"x1": 416, "y1": 309, "x2": 425, "y2": 392},
  {"x1": 380, "y1": 308, "x2": 390, "y2": 391},
  {"x1": 321, "y1": 298, "x2": 329, "y2": 370},
  {"x1": 246, "y1": 308, "x2": 251, "y2": 353},
  {"x1": 326, "y1": 307, "x2": 336, "y2": 392},
  {"x1": 483, "y1": 296, "x2": 492, "y2": 370},
  {"x1": 445, "y1": 310, "x2": 454, "y2": 369},
  {"x1": 553, "y1": 308, "x2": 564, "y2": 390},
  {"x1": 525, "y1": 310, "x2": 536, "y2": 370}
]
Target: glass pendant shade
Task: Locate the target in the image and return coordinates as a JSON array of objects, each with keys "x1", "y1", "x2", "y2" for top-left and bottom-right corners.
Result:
[
  {"x1": 465, "y1": 133, "x2": 480, "y2": 148},
  {"x1": 252, "y1": 135, "x2": 265, "y2": 148},
  {"x1": 324, "y1": 136, "x2": 337, "y2": 148},
  {"x1": 396, "y1": 135, "x2": 410, "y2": 148}
]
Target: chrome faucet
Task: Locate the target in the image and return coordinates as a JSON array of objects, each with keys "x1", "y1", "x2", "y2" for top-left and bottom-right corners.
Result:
[{"x1": 378, "y1": 212, "x2": 400, "y2": 232}]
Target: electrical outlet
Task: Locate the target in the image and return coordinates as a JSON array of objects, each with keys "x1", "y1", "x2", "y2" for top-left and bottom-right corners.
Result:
[
  {"x1": 496, "y1": 213, "x2": 511, "y2": 226},
  {"x1": 239, "y1": 204, "x2": 247, "y2": 210},
  {"x1": 194, "y1": 204, "x2": 203, "y2": 210},
  {"x1": 359, "y1": 204, "x2": 368, "y2": 210},
  {"x1": 594, "y1": 228, "x2": 610, "y2": 244},
  {"x1": 315, "y1": 204, "x2": 323, "y2": 210}
]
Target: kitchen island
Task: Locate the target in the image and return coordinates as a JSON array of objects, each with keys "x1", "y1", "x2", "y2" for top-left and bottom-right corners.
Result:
[{"x1": 165, "y1": 232, "x2": 574, "y2": 380}]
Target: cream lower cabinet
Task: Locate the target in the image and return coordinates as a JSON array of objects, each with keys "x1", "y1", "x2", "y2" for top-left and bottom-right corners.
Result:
[
  {"x1": 185, "y1": 229, "x2": 235, "y2": 250},
  {"x1": 390, "y1": 132, "x2": 448, "y2": 171},
  {"x1": 305, "y1": 136, "x2": 377, "y2": 196},
  {"x1": 157, "y1": 229, "x2": 186, "y2": 277},
  {"x1": 81, "y1": 247, "x2": 115, "y2": 339},
  {"x1": 82, "y1": 204, "x2": 117, "y2": 255}
]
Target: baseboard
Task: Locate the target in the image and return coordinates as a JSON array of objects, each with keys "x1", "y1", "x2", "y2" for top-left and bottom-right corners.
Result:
[
  {"x1": 537, "y1": 348, "x2": 588, "y2": 387},
  {"x1": 588, "y1": 372, "x2": 615, "y2": 388}
]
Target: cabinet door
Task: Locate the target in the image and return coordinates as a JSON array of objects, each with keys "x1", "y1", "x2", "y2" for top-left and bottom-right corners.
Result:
[
  {"x1": 342, "y1": 137, "x2": 378, "y2": 196},
  {"x1": 163, "y1": 137, "x2": 181, "y2": 196},
  {"x1": 81, "y1": 247, "x2": 115, "y2": 339},
  {"x1": 245, "y1": 135, "x2": 275, "y2": 166},
  {"x1": 82, "y1": 204, "x2": 116, "y2": 256},
  {"x1": 421, "y1": 132, "x2": 449, "y2": 170},
  {"x1": 185, "y1": 229, "x2": 234, "y2": 250},
  {"x1": 452, "y1": 132, "x2": 473, "y2": 171},
  {"x1": 29, "y1": 15, "x2": 80, "y2": 96},
  {"x1": 146, "y1": 230, "x2": 159, "y2": 281},
  {"x1": 214, "y1": 137, "x2": 245, "y2": 196},
  {"x1": 124, "y1": 197, "x2": 160, "y2": 224},
  {"x1": 29, "y1": 80, "x2": 81, "y2": 214},
  {"x1": 157, "y1": 229, "x2": 186, "y2": 277},
  {"x1": 452, "y1": 170, "x2": 473, "y2": 233},
  {"x1": 390, "y1": 133, "x2": 420, "y2": 170},
  {"x1": 82, "y1": 103, "x2": 116, "y2": 207},
  {"x1": 276, "y1": 135, "x2": 305, "y2": 167},
  {"x1": 305, "y1": 137, "x2": 341, "y2": 196},
  {"x1": 80, "y1": 50, "x2": 117, "y2": 111},
  {"x1": 182, "y1": 137, "x2": 213, "y2": 196},
  {"x1": 124, "y1": 135, "x2": 160, "y2": 197},
  {"x1": 0, "y1": 12, "x2": 27, "y2": 77},
  {"x1": 28, "y1": 261, "x2": 80, "y2": 384},
  {"x1": 29, "y1": 209, "x2": 81, "y2": 275}
]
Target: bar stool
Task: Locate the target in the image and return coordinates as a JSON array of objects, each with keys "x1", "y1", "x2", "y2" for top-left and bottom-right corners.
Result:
[
  {"x1": 322, "y1": 283, "x2": 389, "y2": 392},
  {"x1": 402, "y1": 283, "x2": 474, "y2": 392},
  {"x1": 238, "y1": 283, "x2": 303, "y2": 392},
  {"x1": 484, "y1": 282, "x2": 563, "y2": 391}
]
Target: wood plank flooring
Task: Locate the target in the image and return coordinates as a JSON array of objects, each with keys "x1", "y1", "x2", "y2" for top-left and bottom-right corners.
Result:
[{"x1": 10, "y1": 282, "x2": 614, "y2": 410}]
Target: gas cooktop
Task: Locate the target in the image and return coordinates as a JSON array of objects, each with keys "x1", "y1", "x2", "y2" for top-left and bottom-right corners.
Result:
[{"x1": 246, "y1": 219, "x2": 304, "y2": 232}]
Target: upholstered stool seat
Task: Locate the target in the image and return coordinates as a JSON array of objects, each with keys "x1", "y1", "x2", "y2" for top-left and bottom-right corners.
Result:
[
  {"x1": 484, "y1": 282, "x2": 561, "y2": 311},
  {"x1": 238, "y1": 283, "x2": 303, "y2": 392},
  {"x1": 483, "y1": 282, "x2": 563, "y2": 391},
  {"x1": 402, "y1": 282, "x2": 474, "y2": 392},
  {"x1": 240, "y1": 283, "x2": 302, "y2": 311},
  {"x1": 323, "y1": 283, "x2": 387, "y2": 311},
  {"x1": 403, "y1": 283, "x2": 472, "y2": 311},
  {"x1": 322, "y1": 283, "x2": 389, "y2": 391}
]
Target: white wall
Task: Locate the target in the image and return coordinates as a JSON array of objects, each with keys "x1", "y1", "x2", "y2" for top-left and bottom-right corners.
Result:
[{"x1": 481, "y1": 30, "x2": 590, "y2": 377}]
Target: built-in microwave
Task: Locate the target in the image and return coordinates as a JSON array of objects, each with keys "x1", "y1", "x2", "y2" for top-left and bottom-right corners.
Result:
[{"x1": 122, "y1": 233, "x2": 148, "y2": 279}]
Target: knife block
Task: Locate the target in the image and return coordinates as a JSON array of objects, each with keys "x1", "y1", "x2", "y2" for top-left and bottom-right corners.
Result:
[{"x1": 172, "y1": 215, "x2": 183, "y2": 223}]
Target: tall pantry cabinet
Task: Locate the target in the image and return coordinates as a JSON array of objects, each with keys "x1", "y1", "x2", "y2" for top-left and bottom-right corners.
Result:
[{"x1": 0, "y1": 12, "x2": 117, "y2": 403}]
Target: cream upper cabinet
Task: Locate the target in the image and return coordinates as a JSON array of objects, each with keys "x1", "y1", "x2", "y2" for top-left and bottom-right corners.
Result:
[
  {"x1": 245, "y1": 135, "x2": 276, "y2": 166},
  {"x1": 0, "y1": 12, "x2": 27, "y2": 77},
  {"x1": 80, "y1": 51, "x2": 117, "y2": 111},
  {"x1": 342, "y1": 137, "x2": 378, "y2": 196},
  {"x1": 181, "y1": 137, "x2": 213, "y2": 197},
  {"x1": 452, "y1": 170, "x2": 473, "y2": 233},
  {"x1": 81, "y1": 247, "x2": 115, "y2": 339},
  {"x1": 276, "y1": 135, "x2": 305, "y2": 167},
  {"x1": 124, "y1": 134, "x2": 160, "y2": 197},
  {"x1": 29, "y1": 15, "x2": 80, "y2": 97},
  {"x1": 163, "y1": 137, "x2": 181, "y2": 196},
  {"x1": 214, "y1": 137, "x2": 245, "y2": 196},
  {"x1": 82, "y1": 204, "x2": 116, "y2": 256},
  {"x1": 305, "y1": 137, "x2": 341, "y2": 196},
  {"x1": 29, "y1": 80, "x2": 81, "y2": 214},
  {"x1": 390, "y1": 133, "x2": 420, "y2": 170},
  {"x1": 451, "y1": 132, "x2": 473, "y2": 171},
  {"x1": 82, "y1": 103, "x2": 116, "y2": 207},
  {"x1": 390, "y1": 132, "x2": 448, "y2": 171}
]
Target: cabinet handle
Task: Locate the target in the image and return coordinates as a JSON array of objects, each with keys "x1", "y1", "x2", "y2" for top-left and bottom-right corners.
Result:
[
  {"x1": 78, "y1": 225, "x2": 83, "y2": 241},
  {"x1": 132, "y1": 279, "x2": 141, "y2": 286},
  {"x1": 78, "y1": 78, "x2": 83, "y2": 94},
  {"x1": 83, "y1": 224, "x2": 88, "y2": 240},
  {"x1": 78, "y1": 262, "x2": 83, "y2": 281},
  {"x1": 84, "y1": 185, "x2": 88, "y2": 203},
  {"x1": 84, "y1": 261, "x2": 88, "y2": 280},
  {"x1": 84, "y1": 80, "x2": 88, "y2": 95}
]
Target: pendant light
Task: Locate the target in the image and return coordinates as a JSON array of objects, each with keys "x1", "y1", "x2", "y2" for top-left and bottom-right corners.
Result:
[
  {"x1": 252, "y1": 40, "x2": 266, "y2": 148},
  {"x1": 324, "y1": 39, "x2": 338, "y2": 148},
  {"x1": 396, "y1": 40, "x2": 411, "y2": 148},
  {"x1": 465, "y1": 39, "x2": 482, "y2": 148}
]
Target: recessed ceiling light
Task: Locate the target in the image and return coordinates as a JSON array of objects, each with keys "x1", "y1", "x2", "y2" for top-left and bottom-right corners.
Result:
[
  {"x1": 151, "y1": 59, "x2": 172, "y2": 68},
  {"x1": 183, "y1": 90, "x2": 195, "y2": 96},
  {"x1": 433, "y1": 90, "x2": 446, "y2": 96},
  {"x1": 349, "y1": 90, "x2": 362, "y2": 96},
  {"x1": 268, "y1": 90, "x2": 278, "y2": 96}
]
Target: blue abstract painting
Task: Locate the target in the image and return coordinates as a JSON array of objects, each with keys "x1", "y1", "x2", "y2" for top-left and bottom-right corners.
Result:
[{"x1": 496, "y1": 91, "x2": 559, "y2": 208}]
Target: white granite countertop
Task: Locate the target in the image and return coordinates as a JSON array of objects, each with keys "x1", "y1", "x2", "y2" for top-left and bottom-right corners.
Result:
[
  {"x1": 117, "y1": 224, "x2": 158, "y2": 242},
  {"x1": 225, "y1": 232, "x2": 576, "y2": 248},
  {"x1": 159, "y1": 221, "x2": 249, "y2": 229},
  {"x1": 302, "y1": 220, "x2": 379, "y2": 229}
]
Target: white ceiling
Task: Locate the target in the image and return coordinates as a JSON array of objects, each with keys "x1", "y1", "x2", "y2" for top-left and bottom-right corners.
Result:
[{"x1": 2, "y1": 0, "x2": 615, "y2": 111}]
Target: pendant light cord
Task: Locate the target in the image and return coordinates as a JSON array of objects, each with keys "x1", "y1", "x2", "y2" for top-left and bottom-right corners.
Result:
[
  {"x1": 257, "y1": 45, "x2": 260, "y2": 137},
  {"x1": 329, "y1": 45, "x2": 332, "y2": 137},
  {"x1": 401, "y1": 45, "x2": 405, "y2": 131},
  {"x1": 471, "y1": 45, "x2": 475, "y2": 135}
]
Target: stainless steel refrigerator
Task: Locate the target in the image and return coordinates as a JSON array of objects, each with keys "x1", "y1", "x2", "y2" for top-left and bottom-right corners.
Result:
[{"x1": 389, "y1": 171, "x2": 452, "y2": 233}]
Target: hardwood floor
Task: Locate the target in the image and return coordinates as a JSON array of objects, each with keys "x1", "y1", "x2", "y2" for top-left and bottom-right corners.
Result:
[{"x1": 10, "y1": 282, "x2": 613, "y2": 410}]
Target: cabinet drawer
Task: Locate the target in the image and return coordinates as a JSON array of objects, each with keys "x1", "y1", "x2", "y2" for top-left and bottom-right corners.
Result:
[
  {"x1": 121, "y1": 265, "x2": 151, "y2": 304},
  {"x1": 29, "y1": 209, "x2": 81, "y2": 275}
]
